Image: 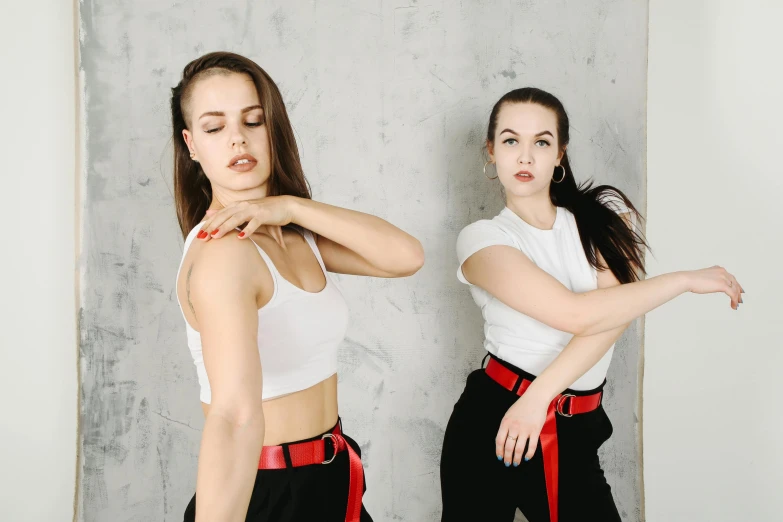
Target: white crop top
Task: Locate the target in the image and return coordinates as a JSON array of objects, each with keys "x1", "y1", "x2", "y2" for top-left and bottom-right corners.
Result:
[
  {"x1": 457, "y1": 206, "x2": 623, "y2": 390},
  {"x1": 176, "y1": 225, "x2": 350, "y2": 402}
]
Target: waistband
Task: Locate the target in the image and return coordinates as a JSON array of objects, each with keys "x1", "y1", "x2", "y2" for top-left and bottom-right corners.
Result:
[
  {"x1": 258, "y1": 417, "x2": 363, "y2": 522},
  {"x1": 482, "y1": 353, "x2": 606, "y2": 397}
]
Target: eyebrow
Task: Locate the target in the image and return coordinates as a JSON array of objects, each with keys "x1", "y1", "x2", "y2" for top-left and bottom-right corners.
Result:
[
  {"x1": 499, "y1": 128, "x2": 554, "y2": 138},
  {"x1": 198, "y1": 105, "x2": 264, "y2": 120}
]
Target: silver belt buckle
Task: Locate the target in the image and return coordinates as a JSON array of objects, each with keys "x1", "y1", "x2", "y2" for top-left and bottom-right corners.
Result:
[
  {"x1": 556, "y1": 393, "x2": 575, "y2": 417},
  {"x1": 321, "y1": 433, "x2": 338, "y2": 464}
]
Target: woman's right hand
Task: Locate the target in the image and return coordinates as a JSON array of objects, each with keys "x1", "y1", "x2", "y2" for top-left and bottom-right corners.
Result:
[{"x1": 684, "y1": 266, "x2": 744, "y2": 309}]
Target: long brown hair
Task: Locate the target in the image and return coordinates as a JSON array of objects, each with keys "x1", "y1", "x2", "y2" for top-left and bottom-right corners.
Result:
[
  {"x1": 171, "y1": 52, "x2": 311, "y2": 237},
  {"x1": 487, "y1": 88, "x2": 648, "y2": 284}
]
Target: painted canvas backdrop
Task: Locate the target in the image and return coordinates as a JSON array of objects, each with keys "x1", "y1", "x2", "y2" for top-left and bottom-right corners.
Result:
[{"x1": 76, "y1": 1, "x2": 648, "y2": 520}]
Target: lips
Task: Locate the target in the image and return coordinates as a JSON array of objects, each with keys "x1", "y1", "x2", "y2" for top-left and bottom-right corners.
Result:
[
  {"x1": 514, "y1": 170, "x2": 535, "y2": 182},
  {"x1": 227, "y1": 154, "x2": 257, "y2": 172}
]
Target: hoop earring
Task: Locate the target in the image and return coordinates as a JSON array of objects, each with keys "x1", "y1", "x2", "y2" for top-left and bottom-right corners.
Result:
[
  {"x1": 552, "y1": 165, "x2": 566, "y2": 184},
  {"x1": 484, "y1": 161, "x2": 498, "y2": 180}
]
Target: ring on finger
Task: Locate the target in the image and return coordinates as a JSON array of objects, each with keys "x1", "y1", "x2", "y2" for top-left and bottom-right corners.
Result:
[{"x1": 507, "y1": 435, "x2": 517, "y2": 440}]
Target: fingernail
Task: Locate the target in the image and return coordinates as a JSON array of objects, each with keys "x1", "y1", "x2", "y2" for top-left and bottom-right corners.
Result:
[
  {"x1": 497, "y1": 455, "x2": 502, "y2": 461},
  {"x1": 211, "y1": 229, "x2": 219, "y2": 236},
  {"x1": 524, "y1": 457, "x2": 530, "y2": 462},
  {"x1": 238, "y1": 232, "x2": 245, "y2": 238},
  {"x1": 505, "y1": 462, "x2": 510, "y2": 467},
  {"x1": 197, "y1": 230, "x2": 207, "y2": 239},
  {"x1": 513, "y1": 462, "x2": 519, "y2": 467}
]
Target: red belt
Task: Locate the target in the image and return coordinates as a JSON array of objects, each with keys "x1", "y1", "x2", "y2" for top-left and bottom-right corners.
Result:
[
  {"x1": 258, "y1": 423, "x2": 364, "y2": 522},
  {"x1": 485, "y1": 357, "x2": 603, "y2": 522}
]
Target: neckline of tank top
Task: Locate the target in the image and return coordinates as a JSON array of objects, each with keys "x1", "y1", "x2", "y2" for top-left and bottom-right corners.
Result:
[
  {"x1": 247, "y1": 230, "x2": 331, "y2": 296},
  {"x1": 501, "y1": 205, "x2": 565, "y2": 233}
]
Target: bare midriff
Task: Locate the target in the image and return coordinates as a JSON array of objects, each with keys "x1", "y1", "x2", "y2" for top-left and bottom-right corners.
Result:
[{"x1": 200, "y1": 373, "x2": 339, "y2": 446}]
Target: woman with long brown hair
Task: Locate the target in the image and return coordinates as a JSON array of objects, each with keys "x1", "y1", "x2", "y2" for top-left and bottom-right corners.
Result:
[
  {"x1": 172, "y1": 52, "x2": 423, "y2": 522},
  {"x1": 439, "y1": 87, "x2": 742, "y2": 521}
]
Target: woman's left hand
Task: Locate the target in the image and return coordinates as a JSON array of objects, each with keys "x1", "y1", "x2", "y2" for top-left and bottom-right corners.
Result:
[
  {"x1": 495, "y1": 390, "x2": 551, "y2": 467},
  {"x1": 197, "y1": 196, "x2": 296, "y2": 240}
]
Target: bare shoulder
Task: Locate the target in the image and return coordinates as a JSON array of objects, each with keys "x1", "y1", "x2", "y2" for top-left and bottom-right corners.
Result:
[
  {"x1": 196, "y1": 230, "x2": 258, "y2": 267},
  {"x1": 197, "y1": 232, "x2": 272, "y2": 290},
  {"x1": 178, "y1": 232, "x2": 271, "y2": 321}
]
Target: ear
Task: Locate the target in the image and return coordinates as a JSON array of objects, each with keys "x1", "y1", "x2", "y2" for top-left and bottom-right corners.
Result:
[
  {"x1": 182, "y1": 129, "x2": 195, "y2": 155},
  {"x1": 487, "y1": 140, "x2": 495, "y2": 162},
  {"x1": 557, "y1": 146, "x2": 566, "y2": 164}
]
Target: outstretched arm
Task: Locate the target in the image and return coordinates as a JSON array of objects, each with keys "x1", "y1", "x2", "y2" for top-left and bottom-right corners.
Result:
[{"x1": 462, "y1": 245, "x2": 741, "y2": 337}]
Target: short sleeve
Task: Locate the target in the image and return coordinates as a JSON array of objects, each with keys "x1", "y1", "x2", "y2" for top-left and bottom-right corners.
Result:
[{"x1": 456, "y1": 220, "x2": 517, "y2": 285}]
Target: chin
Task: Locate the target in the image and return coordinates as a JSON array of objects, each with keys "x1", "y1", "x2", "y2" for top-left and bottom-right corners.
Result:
[
  {"x1": 501, "y1": 181, "x2": 544, "y2": 199},
  {"x1": 227, "y1": 171, "x2": 270, "y2": 189}
]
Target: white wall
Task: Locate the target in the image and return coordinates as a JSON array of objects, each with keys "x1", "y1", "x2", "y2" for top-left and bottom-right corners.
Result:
[
  {"x1": 645, "y1": 1, "x2": 783, "y2": 521},
  {"x1": 0, "y1": 1, "x2": 78, "y2": 521}
]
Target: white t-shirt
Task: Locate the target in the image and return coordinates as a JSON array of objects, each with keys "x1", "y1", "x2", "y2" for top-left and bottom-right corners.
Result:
[{"x1": 457, "y1": 205, "x2": 620, "y2": 390}]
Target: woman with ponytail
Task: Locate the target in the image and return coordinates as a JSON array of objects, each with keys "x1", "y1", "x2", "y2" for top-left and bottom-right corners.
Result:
[
  {"x1": 172, "y1": 52, "x2": 423, "y2": 522},
  {"x1": 439, "y1": 88, "x2": 742, "y2": 522}
]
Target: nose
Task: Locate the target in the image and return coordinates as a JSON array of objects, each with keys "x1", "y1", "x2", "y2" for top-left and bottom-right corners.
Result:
[
  {"x1": 517, "y1": 144, "x2": 533, "y2": 165},
  {"x1": 228, "y1": 122, "x2": 248, "y2": 148}
]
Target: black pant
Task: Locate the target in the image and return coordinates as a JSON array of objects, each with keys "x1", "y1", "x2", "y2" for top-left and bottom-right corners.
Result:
[
  {"x1": 440, "y1": 360, "x2": 621, "y2": 522},
  {"x1": 184, "y1": 422, "x2": 373, "y2": 522}
]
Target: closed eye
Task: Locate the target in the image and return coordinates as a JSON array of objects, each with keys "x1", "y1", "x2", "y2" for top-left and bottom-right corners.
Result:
[{"x1": 205, "y1": 121, "x2": 264, "y2": 134}]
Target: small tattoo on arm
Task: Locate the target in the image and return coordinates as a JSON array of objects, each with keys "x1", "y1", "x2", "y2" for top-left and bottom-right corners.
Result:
[{"x1": 186, "y1": 263, "x2": 197, "y2": 320}]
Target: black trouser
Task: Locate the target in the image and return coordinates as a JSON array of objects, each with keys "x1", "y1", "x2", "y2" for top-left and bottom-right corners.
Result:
[
  {"x1": 440, "y1": 359, "x2": 621, "y2": 522},
  {"x1": 184, "y1": 422, "x2": 373, "y2": 522}
]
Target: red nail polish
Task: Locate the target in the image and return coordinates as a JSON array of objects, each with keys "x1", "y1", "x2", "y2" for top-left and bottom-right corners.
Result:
[
  {"x1": 211, "y1": 229, "x2": 219, "y2": 236},
  {"x1": 197, "y1": 230, "x2": 207, "y2": 239},
  {"x1": 238, "y1": 232, "x2": 245, "y2": 238}
]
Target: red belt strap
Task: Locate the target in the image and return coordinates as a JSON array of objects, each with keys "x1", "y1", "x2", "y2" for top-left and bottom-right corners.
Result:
[
  {"x1": 258, "y1": 423, "x2": 364, "y2": 522},
  {"x1": 485, "y1": 357, "x2": 603, "y2": 522}
]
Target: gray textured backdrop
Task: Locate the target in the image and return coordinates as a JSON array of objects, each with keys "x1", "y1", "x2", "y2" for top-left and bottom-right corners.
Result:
[{"x1": 76, "y1": 1, "x2": 648, "y2": 520}]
